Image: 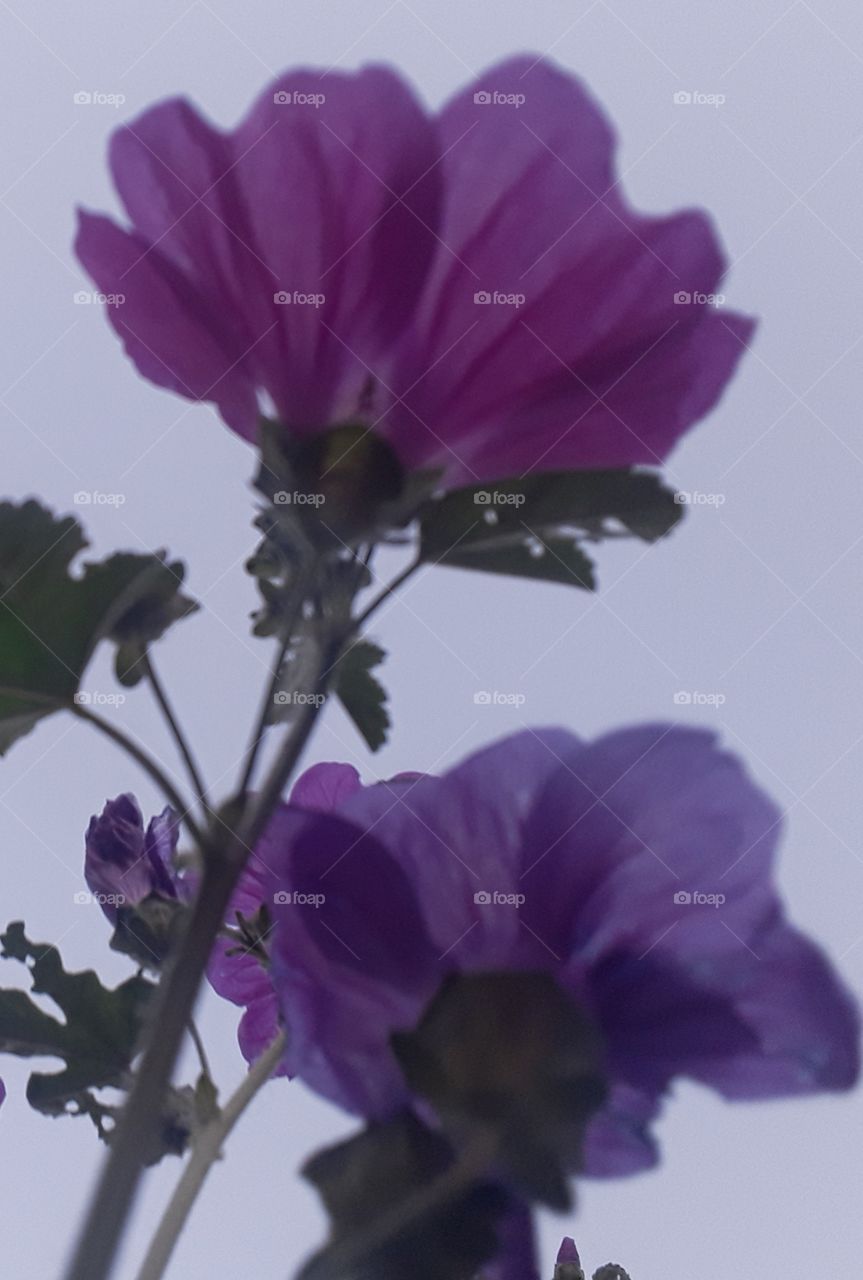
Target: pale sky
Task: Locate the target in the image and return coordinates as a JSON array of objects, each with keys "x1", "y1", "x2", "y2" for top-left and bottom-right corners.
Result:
[{"x1": 1, "y1": 1, "x2": 861, "y2": 1276}]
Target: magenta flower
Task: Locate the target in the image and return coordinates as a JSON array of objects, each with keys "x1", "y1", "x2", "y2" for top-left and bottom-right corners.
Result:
[
  {"x1": 76, "y1": 57, "x2": 752, "y2": 486},
  {"x1": 262, "y1": 726, "x2": 858, "y2": 1182},
  {"x1": 84, "y1": 794, "x2": 180, "y2": 920}
]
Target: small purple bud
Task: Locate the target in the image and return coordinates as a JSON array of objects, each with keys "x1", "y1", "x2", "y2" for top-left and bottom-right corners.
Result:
[
  {"x1": 554, "y1": 1238, "x2": 584, "y2": 1280},
  {"x1": 84, "y1": 794, "x2": 179, "y2": 920}
]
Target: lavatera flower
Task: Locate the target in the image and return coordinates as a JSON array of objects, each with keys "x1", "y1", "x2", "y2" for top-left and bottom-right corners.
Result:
[
  {"x1": 254, "y1": 725, "x2": 858, "y2": 1186},
  {"x1": 76, "y1": 57, "x2": 753, "y2": 491}
]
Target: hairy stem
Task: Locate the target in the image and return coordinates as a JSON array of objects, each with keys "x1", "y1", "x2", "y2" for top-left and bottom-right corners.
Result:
[
  {"x1": 237, "y1": 559, "x2": 315, "y2": 797},
  {"x1": 72, "y1": 703, "x2": 204, "y2": 848},
  {"x1": 65, "y1": 628, "x2": 346, "y2": 1280},
  {"x1": 354, "y1": 553, "x2": 421, "y2": 630},
  {"x1": 134, "y1": 1032, "x2": 286, "y2": 1280},
  {"x1": 142, "y1": 654, "x2": 210, "y2": 814}
]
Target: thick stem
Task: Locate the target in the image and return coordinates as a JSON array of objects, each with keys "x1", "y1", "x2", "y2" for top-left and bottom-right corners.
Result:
[
  {"x1": 72, "y1": 703, "x2": 205, "y2": 848},
  {"x1": 237, "y1": 562, "x2": 313, "y2": 798},
  {"x1": 64, "y1": 630, "x2": 346, "y2": 1280},
  {"x1": 134, "y1": 1032, "x2": 286, "y2": 1280},
  {"x1": 142, "y1": 654, "x2": 210, "y2": 813},
  {"x1": 304, "y1": 1133, "x2": 497, "y2": 1280}
]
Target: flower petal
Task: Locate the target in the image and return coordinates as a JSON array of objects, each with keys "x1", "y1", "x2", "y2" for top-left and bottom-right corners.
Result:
[
  {"x1": 384, "y1": 55, "x2": 752, "y2": 481},
  {"x1": 75, "y1": 211, "x2": 259, "y2": 435}
]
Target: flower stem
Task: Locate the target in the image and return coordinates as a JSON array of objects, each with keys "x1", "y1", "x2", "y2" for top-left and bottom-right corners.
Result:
[
  {"x1": 141, "y1": 654, "x2": 210, "y2": 814},
  {"x1": 72, "y1": 702, "x2": 205, "y2": 848},
  {"x1": 64, "y1": 629, "x2": 346, "y2": 1280},
  {"x1": 354, "y1": 553, "x2": 422, "y2": 629},
  {"x1": 237, "y1": 560, "x2": 315, "y2": 797},
  {"x1": 134, "y1": 1031, "x2": 286, "y2": 1280}
]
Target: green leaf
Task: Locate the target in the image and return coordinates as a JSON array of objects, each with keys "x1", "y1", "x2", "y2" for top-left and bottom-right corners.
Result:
[
  {"x1": 0, "y1": 500, "x2": 197, "y2": 750},
  {"x1": 436, "y1": 532, "x2": 596, "y2": 589},
  {"x1": 97, "y1": 553, "x2": 198, "y2": 687},
  {"x1": 419, "y1": 469, "x2": 681, "y2": 590},
  {"x1": 0, "y1": 921, "x2": 154, "y2": 1124},
  {"x1": 335, "y1": 639, "x2": 390, "y2": 752},
  {"x1": 299, "y1": 1111, "x2": 506, "y2": 1280}
]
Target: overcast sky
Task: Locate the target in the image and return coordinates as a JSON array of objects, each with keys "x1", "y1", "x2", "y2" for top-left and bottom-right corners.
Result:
[{"x1": 1, "y1": 1, "x2": 861, "y2": 1276}]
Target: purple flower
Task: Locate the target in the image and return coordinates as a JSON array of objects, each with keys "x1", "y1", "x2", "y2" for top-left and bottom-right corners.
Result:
[
  {"x1": 76, "y1": 57, "x2": 752, "y2": 487},
  {"x1": 84, "y1": 794, "x2": 180, "y2": 920},
  {"x1": 263, "y1": 726, "x2": 858, "y2": 1181},
  {"x1": 206, "y1": 762, "x2": 365, "y2": 1070}
]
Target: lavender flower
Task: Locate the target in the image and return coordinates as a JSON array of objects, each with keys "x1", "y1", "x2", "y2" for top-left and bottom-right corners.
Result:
[
  {"x1": 84, "y1": 794, "x2": 180, "y2": 920},
  {"x1": 76, "y1": 57, "x2": 752, "y2": 487},
  {"x1": 262, "y1": 726, "x2": 858, "y2": 1182}
]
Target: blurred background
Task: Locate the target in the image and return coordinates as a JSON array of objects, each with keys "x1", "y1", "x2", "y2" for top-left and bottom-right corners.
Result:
[{"x1": 1, "y1": 0, "x2": 861, "y2": 1275}]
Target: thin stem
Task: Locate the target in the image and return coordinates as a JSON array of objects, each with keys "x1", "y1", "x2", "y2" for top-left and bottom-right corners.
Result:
[
  {"x1": 72, "y1": 703, "x2": 205, "y2": 849},
  {"x1": 187, "y1": 1020, "x2": 211, "y2": 1082},
  {"x1": 237, "y1": 561, "x2": 315, "y2": 797},
  {"x1": 142, "y1": 654, "x2": 209, "y2": 813},
  {"x1": 354, "y1": 553, "x2": 421, "y2": 630},
  {"x1": 134, "y1": 1031, "x2": 286, "y2": 1280},
  {"x1": 64, "y1": 628, "x2": 346, "y2": 1280}
]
